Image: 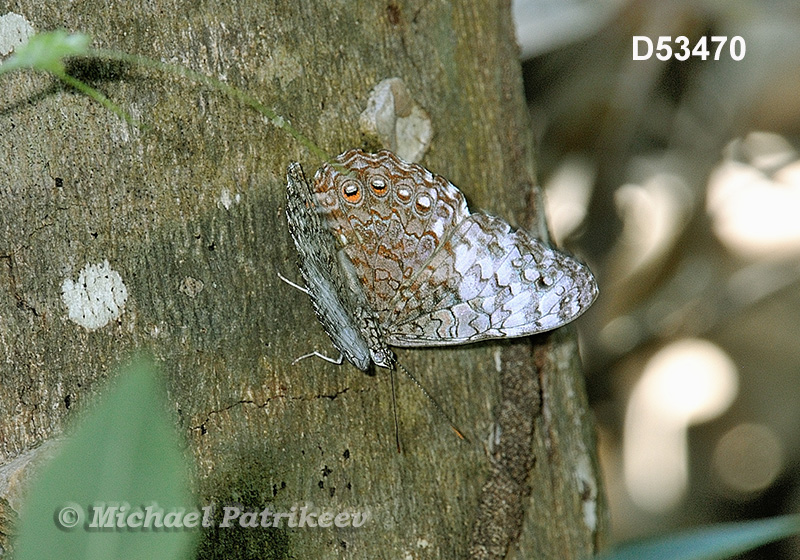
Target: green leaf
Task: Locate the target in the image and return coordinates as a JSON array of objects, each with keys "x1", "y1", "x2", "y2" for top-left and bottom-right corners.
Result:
[
  {"x1": 597, "y1": 514, "x2": 800, "y2": 560},
  {"x1": 0, "y1": 30, "x2": 90, "y2": 74},
  {"x1": 14, "y1": 358, "x2": 196, "y2": 560}
]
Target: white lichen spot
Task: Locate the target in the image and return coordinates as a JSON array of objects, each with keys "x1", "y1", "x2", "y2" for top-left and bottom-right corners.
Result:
[
  {"x1": 394, "y1": 105, "x2": 433, "y2": 161},
  {"x1": 219, "y1": 188, "x2": 232, "y2": 210},
  {"x1": 575, "y1": 453, "x2": 598, "y2": 533},
  {"x1": 0, "y1": 12, "x2": 35, "y2": 56},
  {"x1": 61, "y1": 260, "x2": 128, "y2": 331},
  {"x1": 485, "y1": 422, "x2": 502, "y2": 456},
  {"x1": 493, "y1": 347, "x2": 503, "y2": 372},
  {"x1": 401, "y1": 538, "x2": 431, "y2": 560},
  {"x1": 359, "y1": 77, "x2": 432, "y2": 162},
  {"x1": 218, "y1": 187, "x2": 240, "y2": 210}
]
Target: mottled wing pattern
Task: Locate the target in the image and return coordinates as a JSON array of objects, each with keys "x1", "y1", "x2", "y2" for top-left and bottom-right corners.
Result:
[
  {"x1": 290, "y1": 149, "x2": 598, "y2": 365},
  {"x1": 313, "y1": 150, "x2": 470, "y2": 312},
  {"x1": 285, "y1": 163, "x2": 372, "y2": 370},
  {"x1": 384, "y1": 212, "x2": 598, "y2": 347}
]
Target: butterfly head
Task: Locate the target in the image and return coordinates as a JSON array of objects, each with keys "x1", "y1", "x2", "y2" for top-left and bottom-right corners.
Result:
[{"x1": 370, "y1": 346, "x2": 396, "y2": 370}]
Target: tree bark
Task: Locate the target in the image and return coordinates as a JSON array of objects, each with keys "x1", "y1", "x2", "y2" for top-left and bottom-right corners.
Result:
[{"x1": 0, "y1": 1, "x2": 606, "y2": 558}]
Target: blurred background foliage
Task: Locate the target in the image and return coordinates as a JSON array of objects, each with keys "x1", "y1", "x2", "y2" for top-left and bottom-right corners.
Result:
[{"x1": 513, "y1": 0, "x2": 800, "y2": 556}]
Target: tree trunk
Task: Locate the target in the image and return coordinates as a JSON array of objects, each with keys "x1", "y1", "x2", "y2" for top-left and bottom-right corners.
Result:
[{"x1": 0, "y1": 1, "x2": 606, "y2": 558}]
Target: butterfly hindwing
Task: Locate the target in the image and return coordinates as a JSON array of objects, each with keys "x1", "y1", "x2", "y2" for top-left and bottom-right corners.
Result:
[{"x1": 313, "y1": 150, "x2": 470, "y2": 312}]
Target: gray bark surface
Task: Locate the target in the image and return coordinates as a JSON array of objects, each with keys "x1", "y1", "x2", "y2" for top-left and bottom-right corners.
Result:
[{"x1": 0, "y1": 2, "x2": 606, "y2": 557}]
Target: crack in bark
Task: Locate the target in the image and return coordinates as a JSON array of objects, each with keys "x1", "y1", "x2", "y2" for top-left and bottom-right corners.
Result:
[{"x1": 190, "y1": 386, "x2": 353, "y2": 433}]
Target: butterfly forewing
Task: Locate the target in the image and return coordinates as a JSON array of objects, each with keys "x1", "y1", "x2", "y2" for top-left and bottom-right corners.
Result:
[{"x1": 285, "y1": 162, "x2": 373, "y2": 370}]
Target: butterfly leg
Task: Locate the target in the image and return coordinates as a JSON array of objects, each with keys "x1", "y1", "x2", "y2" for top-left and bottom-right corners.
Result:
[
  {"x1": 277, "y1": 272, "x2": 309, "y2": 295},
  {"x1": 279, "y1": 273, "x2": 348, "y2": 367},
  {"x1": 291, "y1": 351, "x2": 344, "y2": 366}
]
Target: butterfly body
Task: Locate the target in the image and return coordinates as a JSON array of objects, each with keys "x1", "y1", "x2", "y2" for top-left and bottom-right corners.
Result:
[{"x1": 285, "y1": 149, "x2": 597, "y2": 371}]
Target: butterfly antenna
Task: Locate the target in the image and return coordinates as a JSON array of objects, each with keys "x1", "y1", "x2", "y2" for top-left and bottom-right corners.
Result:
[
  {"x1": 395, "y1": 362, "x2": 468, "y2": 442},
  {"x1": 389, "y1": 367, "x2": 402, "y2": 454}
]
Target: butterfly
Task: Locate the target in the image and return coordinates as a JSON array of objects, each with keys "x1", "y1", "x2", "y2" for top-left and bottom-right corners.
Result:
[{"x1": 285, "y1": 149, "x2": 597, "y2": 374}]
